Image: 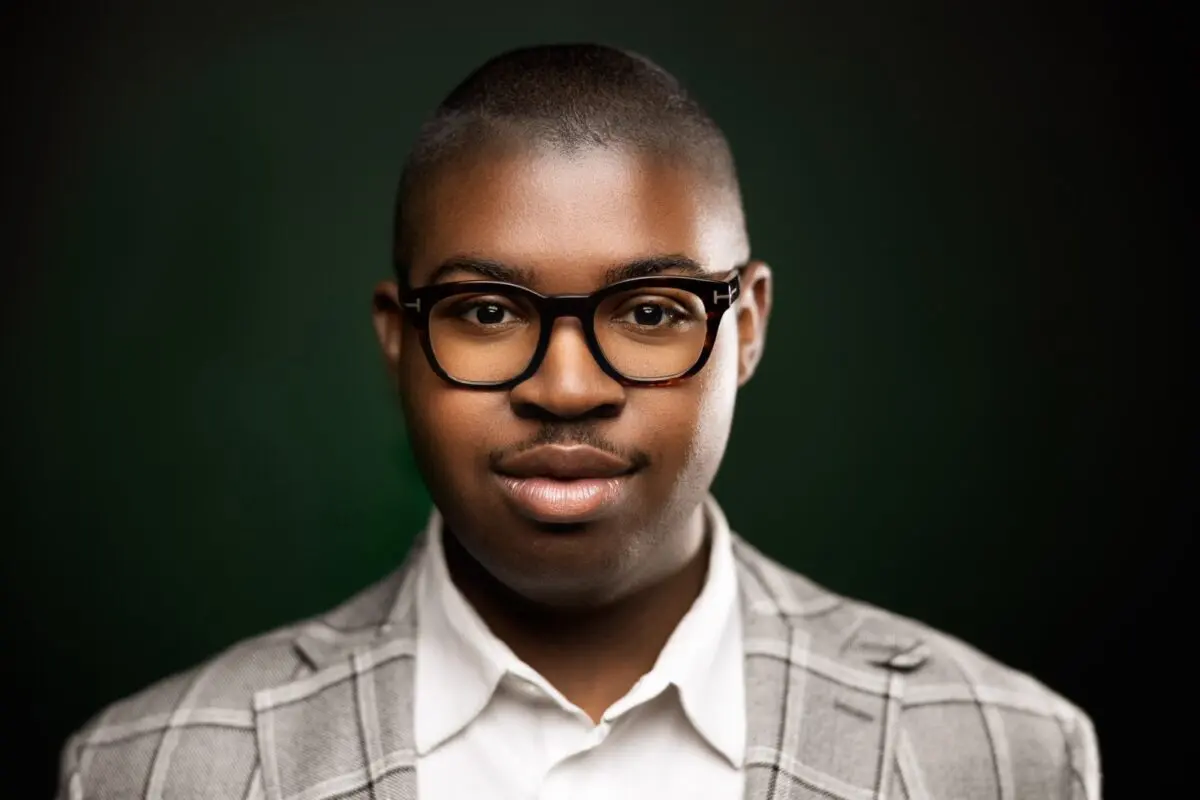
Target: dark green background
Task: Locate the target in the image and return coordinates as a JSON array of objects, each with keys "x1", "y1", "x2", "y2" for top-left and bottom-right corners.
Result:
[{"x1": 2, "y1": 1, "x2": 1190, "y2": 796}]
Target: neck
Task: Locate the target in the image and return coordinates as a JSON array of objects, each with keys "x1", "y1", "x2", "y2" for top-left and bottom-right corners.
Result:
[{"x1": 441, "y1": 512, "x2": 710, "y2": 723}]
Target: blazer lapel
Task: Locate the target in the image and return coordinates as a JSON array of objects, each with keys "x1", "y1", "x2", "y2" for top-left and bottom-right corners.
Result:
[
  {"x1": 253, "y1": 536, "x2": 428, "y2": 800},
  {"x1": 251, "y1": 527, "x2": 929, "y2": 800},
  {"x1": 734, "y1": 538, "x2": 928, "y2": 800}
]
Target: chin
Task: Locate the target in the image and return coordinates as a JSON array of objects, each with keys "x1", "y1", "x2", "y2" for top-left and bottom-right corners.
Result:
[{"x1": 480, "y1": 514, "x2": 644, "y2": 603}]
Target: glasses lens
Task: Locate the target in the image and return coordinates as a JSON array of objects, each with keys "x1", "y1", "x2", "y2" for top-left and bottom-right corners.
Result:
[
  {"x1": 428, "y1": 291, "x2": 540, "y2": 383},
  {"x1": 594, "y1": 287, "x2": 708, "y2": 380}
]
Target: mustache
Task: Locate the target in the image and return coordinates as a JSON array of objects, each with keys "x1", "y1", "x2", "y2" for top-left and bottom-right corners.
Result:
[{"x1": 488, "y1": 426, "x2": 650, "y2": 470}]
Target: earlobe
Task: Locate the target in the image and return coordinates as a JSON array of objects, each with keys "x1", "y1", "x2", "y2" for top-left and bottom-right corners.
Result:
[
  {"x1": 371, "y1": 280, "x2": 405, "y2": 379},
  {"x1": 736, "y1": 260, "x2": 773, "y2": 387}
]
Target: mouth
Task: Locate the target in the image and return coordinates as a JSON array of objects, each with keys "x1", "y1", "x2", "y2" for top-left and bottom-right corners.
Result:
[
  {"x1": 495, "y1": 475, "x2": 630, "y2": 524},
  {"x1": 493, "y1": 445, "x2": 638, "y2": 524}
]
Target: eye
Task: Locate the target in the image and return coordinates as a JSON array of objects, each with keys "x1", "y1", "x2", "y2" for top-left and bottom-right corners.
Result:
[
  {"x1": 451, "y1": 297, "x2": 524, "y2": 326},
  {"x1": 614, "y1": 297, "x2": 694, "y2": 329},
  {"x1": 466, "y1": 303, "x2": 511, "y2": 324},
  {"x1": 631, "y1": 304, "x2": 666, "y2": 326}
]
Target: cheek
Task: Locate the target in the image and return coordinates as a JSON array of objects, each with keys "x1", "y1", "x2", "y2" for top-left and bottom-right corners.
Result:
[
  {"x1": 399, "y1": 347, "x2": 503, "y2": 473},
  {"x1": 640, "y1": 322, "x2": 739, "y2": 479},
  {"x1": 686, "y1": 323, "x2": 740, "y2": 467}
]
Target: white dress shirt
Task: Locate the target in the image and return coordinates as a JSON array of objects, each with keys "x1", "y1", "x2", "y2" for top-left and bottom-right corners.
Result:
[{"x1": 413, "y1": 495, "x2": 746, "y2": 800}]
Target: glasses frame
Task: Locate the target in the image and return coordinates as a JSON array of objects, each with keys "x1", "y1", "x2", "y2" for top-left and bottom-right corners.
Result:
[{"x1": 399, "y1": 267, "x2": 744, "y2": 389}]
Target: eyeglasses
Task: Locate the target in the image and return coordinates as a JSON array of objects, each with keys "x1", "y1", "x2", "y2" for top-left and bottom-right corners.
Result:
[{"x1": 399, "y1": 268, "x2": 743, "y2": 389}]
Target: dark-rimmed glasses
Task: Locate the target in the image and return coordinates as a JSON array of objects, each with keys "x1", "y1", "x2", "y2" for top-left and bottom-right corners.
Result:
[{"x1": 399, "y1": 268, "x2": 743, "y2": 389}]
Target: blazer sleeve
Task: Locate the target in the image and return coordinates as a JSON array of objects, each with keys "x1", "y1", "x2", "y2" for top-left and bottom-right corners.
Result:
[
  {"x1": 54, "y1": 731, "x2": 83, "y2": 800},
  {"x1": 1064, "y1": 707, "x2": 1102, "y2": 800}
]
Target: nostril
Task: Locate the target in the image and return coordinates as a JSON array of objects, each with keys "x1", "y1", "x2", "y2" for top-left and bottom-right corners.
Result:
[{"x1": 511, "y1": 397, "x2": 623, "y2": 423}]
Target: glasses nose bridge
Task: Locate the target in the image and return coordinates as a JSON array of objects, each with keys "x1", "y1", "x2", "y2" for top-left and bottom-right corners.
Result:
[
  {"x1": 536, "y1": 293, "x2": 600, "y2": 367},
  {"x1": 537, "y1": 293, "x2": 595, "y2": 327},
  {"x1": 519, "y1": 292, "x2": 619, "y2": 396}
]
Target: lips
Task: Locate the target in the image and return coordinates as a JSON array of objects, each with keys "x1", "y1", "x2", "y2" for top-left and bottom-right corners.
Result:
[
  {"x1": 493, "y1": 445, "x2": 637, "y2": 524},
  {"x1": 495, "y1": 445, "x2": 634, "y2": 480}
]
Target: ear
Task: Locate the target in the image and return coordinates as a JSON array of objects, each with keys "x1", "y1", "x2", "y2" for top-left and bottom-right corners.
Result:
[
  {"x1": 735, "y1": 260, "x2": 773, "y2": 386},
  {"x1": 371, "y1": 280, "x2": 405, "y2": 384}
]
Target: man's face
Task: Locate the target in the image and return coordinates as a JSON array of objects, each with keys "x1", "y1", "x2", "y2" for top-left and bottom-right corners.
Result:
[{"x1": 374, "y1": 145, "x2": 771, "y2": 606}]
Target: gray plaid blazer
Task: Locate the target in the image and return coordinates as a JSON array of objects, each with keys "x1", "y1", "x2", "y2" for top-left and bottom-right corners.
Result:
[{"x1": 56, "y1": 532, "x2": 1100, "y2": 799}]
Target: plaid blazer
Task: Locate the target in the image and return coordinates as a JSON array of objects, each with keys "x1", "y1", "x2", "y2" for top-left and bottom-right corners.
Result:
[{"x1": 56, "y1": 532, "x2": 1100, "y2": 800}]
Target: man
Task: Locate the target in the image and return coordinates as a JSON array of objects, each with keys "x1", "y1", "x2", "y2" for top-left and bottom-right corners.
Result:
[{"x1": 56, "y1": 44, "x2": 1100, "y2": 799}]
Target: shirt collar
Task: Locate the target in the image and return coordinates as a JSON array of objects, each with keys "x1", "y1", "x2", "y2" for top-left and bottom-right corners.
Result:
[
  {"x1": 412, "y1": 513, "x2": 514, "y2": 756},
  {"x1": 653, "y1": 496, "x2": 745, "y2": 766},
  {"x1": 413, "y1": 495, "x2": 745, "y2": 766}
]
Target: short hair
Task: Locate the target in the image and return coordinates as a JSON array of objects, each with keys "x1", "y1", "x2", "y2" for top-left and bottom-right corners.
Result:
[{"x1": 393, "y1": 43, "x2": 744, "y2": 278}]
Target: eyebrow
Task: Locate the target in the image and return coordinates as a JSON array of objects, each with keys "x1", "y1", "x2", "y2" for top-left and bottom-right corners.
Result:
[
  {"x1": 424, "y1": 253, "x2": 709, "y2": 288},
  {"x1": 604, "y1": 255, "x2": 707, "y2": 284},
  {"x1": 426, "y1": 257, "x2": 535, "y2": 286}
]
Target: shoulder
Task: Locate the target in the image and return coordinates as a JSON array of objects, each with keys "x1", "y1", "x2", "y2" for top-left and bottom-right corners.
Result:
[
  {"x1": 56, "y1": 624, "x2": 304, "y2": 799},
  {"x1": 873, "y1": 602, "x2": 1100, "y2": 800},
  {"x1": 733, "y1": 537, "x2": 1101, "y2": 799},
  {"x1": 732, "y1": 534, "x2": 1087, "y2": 713},
  {"x1": 56, "y1": 566, "x2": 409, "y2": 799}
]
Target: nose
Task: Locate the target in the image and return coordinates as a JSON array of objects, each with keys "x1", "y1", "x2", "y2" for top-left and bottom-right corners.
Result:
[{"x1": 508, "y1": 318, "x2": 626, "y2": 420}]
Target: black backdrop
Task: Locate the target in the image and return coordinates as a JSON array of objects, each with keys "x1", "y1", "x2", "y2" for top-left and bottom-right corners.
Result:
[{"x1": 1, "y1": 1, "x2": 1191, "y2": 796}]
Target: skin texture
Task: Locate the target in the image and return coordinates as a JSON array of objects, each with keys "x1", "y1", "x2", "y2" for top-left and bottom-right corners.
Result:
[{"x1": 372, "y1": 144, "x2": 772, "y2": 719}]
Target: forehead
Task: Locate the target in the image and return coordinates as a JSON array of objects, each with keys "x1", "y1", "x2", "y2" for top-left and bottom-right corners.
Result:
[{"x1": 408, "y1": 146, "x2": 742, "y2": 288}]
